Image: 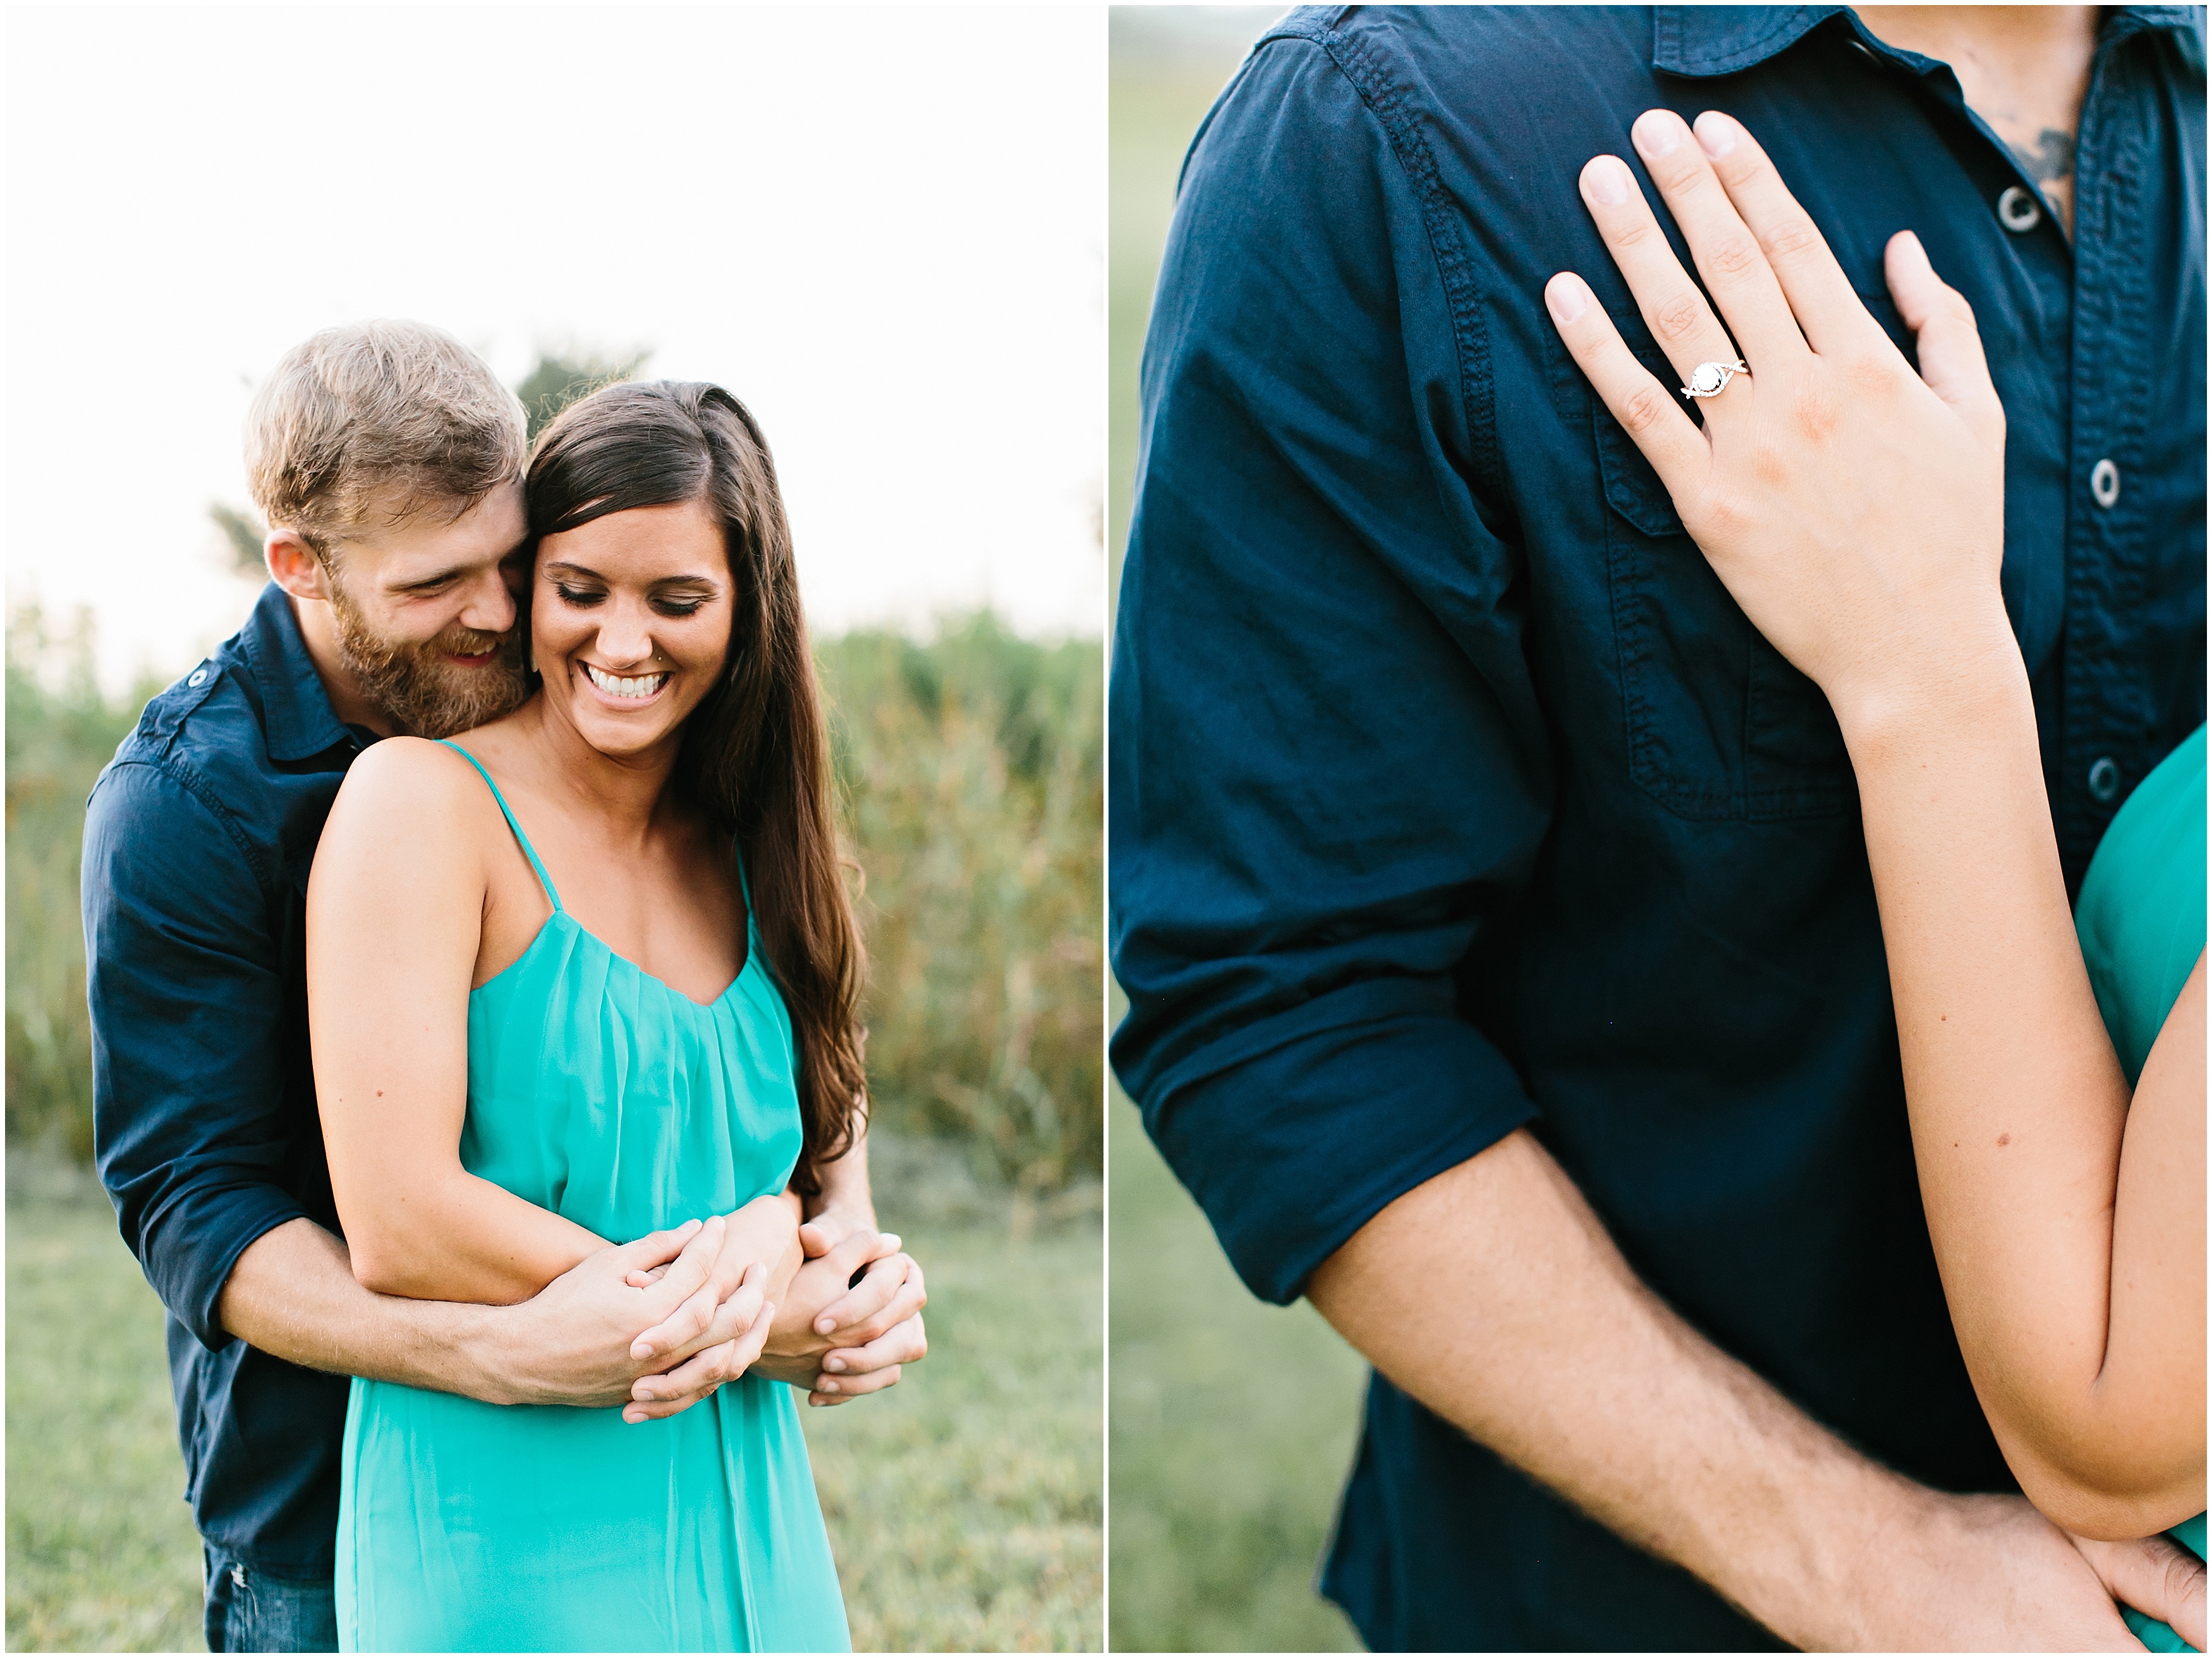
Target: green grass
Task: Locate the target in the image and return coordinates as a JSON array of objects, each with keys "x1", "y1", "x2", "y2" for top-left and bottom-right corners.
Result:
[
  {"x1": 1107, "y1": 1097, "x2": 1366, "y2": 1653},
  {"x1": 6, "y1": 1172, "x2": 206, "y2": 1652},
  {"x1": 4, "y1": 1155, "x2": 1102, "y2": 1654},
  {"x1": 807, "y1": 1216, "x2": 1103, "y2": 1652}
]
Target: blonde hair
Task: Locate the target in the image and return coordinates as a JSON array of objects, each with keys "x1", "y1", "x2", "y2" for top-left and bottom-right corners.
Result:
[{"x1": 245, "y1": 320, "x2": 526, "y2": 554}]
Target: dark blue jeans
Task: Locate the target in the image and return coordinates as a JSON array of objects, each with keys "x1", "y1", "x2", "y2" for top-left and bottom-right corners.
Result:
[{"x1": 202, "y1": 1545, "x2": 336, "y2": 1653}]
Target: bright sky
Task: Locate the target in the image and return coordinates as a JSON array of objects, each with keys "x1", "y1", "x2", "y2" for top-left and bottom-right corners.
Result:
[{"x1": 4, "y1": 4, "x2": 1105, "y2": 692}]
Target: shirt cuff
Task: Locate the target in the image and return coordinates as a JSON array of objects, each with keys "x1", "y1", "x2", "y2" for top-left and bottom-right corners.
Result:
[
  {"x1": 143, "y1": 1183, "x2": 313, "y2": 1352},
  {"x1": 1137, "y1": 977, "x2": 1539, "y2": 1304}
]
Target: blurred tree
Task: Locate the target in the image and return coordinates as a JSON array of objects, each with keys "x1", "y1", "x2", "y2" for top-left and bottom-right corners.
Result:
[
  {"x1": 6, "y1": 607, "x2": 161, "y2": 1159},
  {"x1": 819, "y1": 619, "x2": 1105, "y2": 1192},
  {"x1": 210, "y1": 503, "x2": 267, "y2": 578},
  {"x1": 514, "y1": 347, "x2": 650, "y2": 442}
]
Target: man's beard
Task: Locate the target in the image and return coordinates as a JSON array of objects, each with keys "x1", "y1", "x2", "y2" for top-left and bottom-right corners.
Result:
[{"x1": 325, "y1": 575, "x2": 534, "y2": 740}]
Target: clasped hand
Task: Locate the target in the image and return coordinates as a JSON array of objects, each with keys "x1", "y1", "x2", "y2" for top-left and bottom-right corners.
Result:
[
  {"x1": 1545, "y1": 107, "x2": 2016, "y2": 747},
  {"x1": 618, "y1": 1205, "x2": 927, "y2": 1423}
]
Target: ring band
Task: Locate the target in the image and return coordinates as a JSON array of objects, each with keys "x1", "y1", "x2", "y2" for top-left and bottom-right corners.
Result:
[{"x1": 1680, "y1": 359, "x2": 1750, "y2": 399}]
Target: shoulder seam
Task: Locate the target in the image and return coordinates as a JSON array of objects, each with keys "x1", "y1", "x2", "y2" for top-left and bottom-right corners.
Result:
[
  {"x1": 1278, "y1": 13, "x2": 1504, "y2": 496},
  {"x1": 99, "y1": 754, "x2": 276, "y2": 898}
]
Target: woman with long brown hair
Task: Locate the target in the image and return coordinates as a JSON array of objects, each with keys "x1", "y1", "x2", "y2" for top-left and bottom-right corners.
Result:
[{"x1": 306, "y1": 381, "x2": 873, "y2": 1650}]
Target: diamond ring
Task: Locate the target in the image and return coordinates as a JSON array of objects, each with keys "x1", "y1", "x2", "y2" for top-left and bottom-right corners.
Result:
[{"x1": 1680, "y1": 359, "x2": 1751, "y2": 399}]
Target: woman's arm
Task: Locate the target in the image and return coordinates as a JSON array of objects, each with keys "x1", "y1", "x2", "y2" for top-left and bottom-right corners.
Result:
[
  {"x1": 1547, "y1": 108, "x2": 2204, "y2": 1534},
  {"x1": 1847, "y1": 676, "x2": 2205, "y2": 1536},
  {"x1": 308, "y1": 738, "x2": 610, "y2": 1303}
]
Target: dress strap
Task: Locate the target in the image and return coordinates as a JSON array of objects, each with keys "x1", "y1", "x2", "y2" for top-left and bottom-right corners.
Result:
[{"x1": 436, "y1": 740, "x2": 564, "y2": 912}]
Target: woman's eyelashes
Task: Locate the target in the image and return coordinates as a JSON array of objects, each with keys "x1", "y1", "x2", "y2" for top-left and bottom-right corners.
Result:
[{"x1": 550, "y1": 583, "x2": 708, "y2": 618}]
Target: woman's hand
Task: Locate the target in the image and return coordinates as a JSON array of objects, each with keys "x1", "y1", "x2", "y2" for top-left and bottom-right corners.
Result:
[
  {"x1": 617, "y1": 1195, "x2": 801, "y2": 1422},
  {"x1": 759, "y1": 1224, "x2": 928, "y2": 1406},
  {"x1": 1545, "y1": 108, "x2": 2014, "y2": 743}
]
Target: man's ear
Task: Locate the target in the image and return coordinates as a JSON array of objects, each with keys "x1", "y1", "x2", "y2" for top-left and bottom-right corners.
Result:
[{"x1": 264, "y1": 528, "x2": 331, "y2": 602}]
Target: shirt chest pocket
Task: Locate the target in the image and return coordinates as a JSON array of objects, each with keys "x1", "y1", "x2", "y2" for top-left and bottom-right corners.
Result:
[{"x1": 1588, "y1": 326, "x2": 1854, "y2": 822}]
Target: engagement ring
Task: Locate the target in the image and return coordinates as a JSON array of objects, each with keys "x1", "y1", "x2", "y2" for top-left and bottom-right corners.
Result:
[{"x1": 1680, "y1": 359, "x2": 1750, "y2": 399}]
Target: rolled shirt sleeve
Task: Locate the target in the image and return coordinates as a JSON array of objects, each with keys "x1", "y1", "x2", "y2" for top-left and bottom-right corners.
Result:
[
  {"x1": 85, "y1": 759, "x2": 309, "y2": 1351},
  {"x1": 1109, "y1": 37, "x2": 1550, "y2": 1305}
]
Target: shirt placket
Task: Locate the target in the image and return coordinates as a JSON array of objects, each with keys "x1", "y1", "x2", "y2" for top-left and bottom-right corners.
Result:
[{"x1": 2057, "y1": 34, "x2": 2153, "y2": 884}]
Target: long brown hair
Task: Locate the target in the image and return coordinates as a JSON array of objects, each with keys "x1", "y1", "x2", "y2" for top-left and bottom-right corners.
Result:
[{"x1": 526, "y1": 380, "x2": 865, "y2": 1192}]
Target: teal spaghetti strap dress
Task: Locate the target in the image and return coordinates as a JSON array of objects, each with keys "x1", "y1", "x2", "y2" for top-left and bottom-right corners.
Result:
[
  {"x1": 334, "y1": 742, "x2": 850, "y2": 1653},
  {"x1": 2074, "y1": 724, "x2": 2206, "y2": 1654}
]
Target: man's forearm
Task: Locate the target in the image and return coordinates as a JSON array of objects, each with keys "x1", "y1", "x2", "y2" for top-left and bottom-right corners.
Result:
[
  {"x1": 216, "y1": 1217, "x2": 528, "y2": 1404},
  {"x1": 1307, "y1": 1129, "x2": 1950, "y2": 1649}
]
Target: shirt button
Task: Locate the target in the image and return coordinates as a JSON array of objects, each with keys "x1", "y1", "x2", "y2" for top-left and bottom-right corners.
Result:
[
  {"x1": 187, "y1": 667, "x2": 209, "y2": 688},
  {"x1": 2087, "y1": 757, "x2": 2120, "y2": 802},
  {"x1": 2090, "y1": 458, "x2": 2120, "y2": 508},
  {"x1": 1996, "y1": 185, "x2": 2042, "y2": 233}
]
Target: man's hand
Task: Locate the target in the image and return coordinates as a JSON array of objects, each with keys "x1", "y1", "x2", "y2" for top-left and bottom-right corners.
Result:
[
  {"x1": 1308, "y1": 1131, "x2": 2147, "y2": 1652},
  {"x1": 481, "y1": 1217, "x2": 757, "y2": 1408},
  {"x1": 2072, "y1": 1528, "x2": 2208, "y2": 1652},
  {"x1": 1844, "y1": 1493, "x2": 2146, "y2": 1652},
  {"x1": 216, "y1": 1211, "x2": 796, "y2": 1419},
  {"x1": 617, "y1": 1195, "x2": 803, "y2": 1423},
  {"x1": 755, "y1": 1224, "x2": 928, "y2": 1406},
  {"x1": 805, "y1": 1313, "x2": 928, "y2": 1408}
]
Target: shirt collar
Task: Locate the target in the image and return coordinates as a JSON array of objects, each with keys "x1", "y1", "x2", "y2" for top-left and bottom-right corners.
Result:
[
  {"x1": 238, "y1": 581, "x2": 359, "y2": 763},
  {"x1": 1653, "y1": 5, "x2": 2205, "y2": 78}
]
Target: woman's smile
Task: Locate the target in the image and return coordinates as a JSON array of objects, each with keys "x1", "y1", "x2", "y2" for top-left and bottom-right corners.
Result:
[
  {"x1": 528, "y1": 497, "x2": 733, "y2": 755},
  {"x1": 578, "y1": 661, "x2": 672, "y2": 704}
]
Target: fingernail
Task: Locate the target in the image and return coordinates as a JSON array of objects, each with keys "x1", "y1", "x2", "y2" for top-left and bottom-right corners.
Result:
[
  {"x1": 819, "y1": 1379, "x2": 839, "y2": 1393},
  {"x1": 1583, "y1": 156, "x2": 1631, "y2": 207},
  {"x1": 1632, "y1": 110, "x2": 1680, "y2": 159},
  {"x1": 825, "y1": 1356, "x2": 846, "y2": 1373},
  {"x1": 880, "y1": 1234, "x2": 900, "y2": 1251},
  {"x1": 816, "y1": 1317, "x2": 836, "y2": 1335},
  {"x1": 1545, "y1": 276, "x2": 1586, "y2": 326},
  {"x1": 1694, "y1": 112, "x2": 1737, "y2": 159}
]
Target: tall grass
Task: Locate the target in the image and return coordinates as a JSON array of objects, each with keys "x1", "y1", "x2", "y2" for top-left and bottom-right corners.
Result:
[
  {"x1": 4, "y1": 607, "x2": 159, "y2": 1161},
  {"x1": 821, "y1": 619, "x2": 1103, "y2": 1195},
  {"x1": 4, "y1": 605, "x2": 1103, "y2": 1192}
]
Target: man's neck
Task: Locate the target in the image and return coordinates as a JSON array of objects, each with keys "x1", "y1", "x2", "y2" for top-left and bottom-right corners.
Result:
[
  {"x1": 289, "y1": 594, "x2": 398, "y2": 738},
  {"x1": 1855, "y1": 6, "x2": 2100, "y2": 238}
]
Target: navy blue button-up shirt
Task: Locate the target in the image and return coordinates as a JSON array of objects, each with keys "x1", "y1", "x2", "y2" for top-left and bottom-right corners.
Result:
[
  {"x1": 85, "y1": 583, "x2": 369, "y2": 1574},
  {"x1": 1110, "y1": 6, "x2": 2204, "y2": 1649}
]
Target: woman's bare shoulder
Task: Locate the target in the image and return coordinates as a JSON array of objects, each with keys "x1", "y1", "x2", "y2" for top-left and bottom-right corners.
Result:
[
  {"x1": 320, "y1": 736, "x2": 501, "y2": 870},
  {"x1": 334, "y1": 735, "x2": 489, "y2": 807}
]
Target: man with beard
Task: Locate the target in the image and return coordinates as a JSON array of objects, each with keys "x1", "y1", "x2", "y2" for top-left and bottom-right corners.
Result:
[{"x1": 82, "y1": 321, "x2": 926, "y2": 1652}]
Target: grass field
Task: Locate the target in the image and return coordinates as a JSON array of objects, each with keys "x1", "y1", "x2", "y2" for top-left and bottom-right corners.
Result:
[
  {"x1": 4, "y1": 1150, "x2": 1102, "y2": 1654},
  {"x1": 1107, "y1": 1096, "x2": 1366, "y2": 1653}
]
